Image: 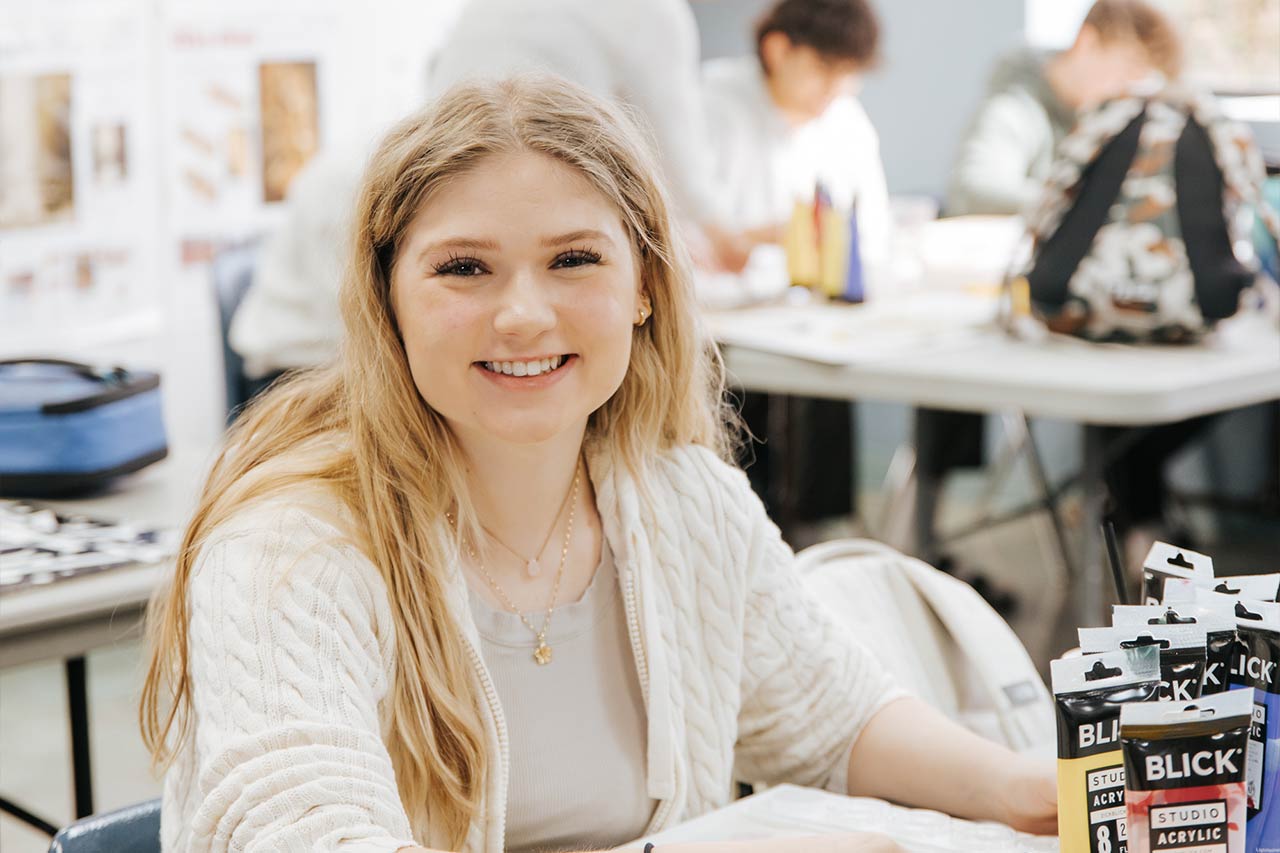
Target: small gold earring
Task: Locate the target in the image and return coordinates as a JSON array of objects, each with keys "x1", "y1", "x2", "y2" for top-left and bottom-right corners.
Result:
[{"x1": 637, "y1": 306, "x2": 648, "y2": 324}]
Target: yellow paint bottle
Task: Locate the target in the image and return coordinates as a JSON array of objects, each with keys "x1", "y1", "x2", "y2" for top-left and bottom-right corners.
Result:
[{"x1": 785, "y1": 198, "x2": 819, "y2": 289}]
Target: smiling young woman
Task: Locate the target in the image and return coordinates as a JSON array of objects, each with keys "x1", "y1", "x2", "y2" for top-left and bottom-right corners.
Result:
[{"x1": 140, "y1": 75, "x2": 1055, "y2": 853}]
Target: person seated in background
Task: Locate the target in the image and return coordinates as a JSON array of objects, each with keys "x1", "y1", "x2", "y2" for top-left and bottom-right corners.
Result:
[
  {"x1": 703, "y1": 0, "x2": 890, "y2": 276},
  {"x1": 933, "y1": 0, "x2": 1188, "y2": 573},
  {"x1": 231, "y1": 0, "x2": 754, "y2": 393},
  {"x1": 946, "y1": 0, "x2": 1181, "y2": 217},
  {"x1": 428, "y1": 0, "x2": 753, "y2": 274},
  {"x1": 142, "y1": 74, "x2": 1055, "y2": 853},
  {"x1": 701, "y1": 0, "x2": 890, "y2": 535}
]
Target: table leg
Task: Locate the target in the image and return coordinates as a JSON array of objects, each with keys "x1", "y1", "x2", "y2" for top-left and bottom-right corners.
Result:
[
  {"x1": 66, "y1": 655, "x2": 94, "y2": 818},
  {"x1": 1077, "y1": 425, "x2": 1108, "y2": 624},
  {"x1": 0, "y1": 797, "x2": 59, "y2": 837},
  {"x1": 912, "y1": 409, "x2": 943, "y2": 564},
  {"x1": 766, "y1": 393, "x2": 795, "y2": 537}
]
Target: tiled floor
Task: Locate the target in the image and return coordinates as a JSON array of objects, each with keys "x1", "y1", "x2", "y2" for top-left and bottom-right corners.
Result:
[{"x1": 1, "y1": 640, "x2": 160, "y2": 853}]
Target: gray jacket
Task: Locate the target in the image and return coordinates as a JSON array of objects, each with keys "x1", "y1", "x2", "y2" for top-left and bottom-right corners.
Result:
[{"x1": 946, "y1": 49, "x2": 1076, "y2": 217}]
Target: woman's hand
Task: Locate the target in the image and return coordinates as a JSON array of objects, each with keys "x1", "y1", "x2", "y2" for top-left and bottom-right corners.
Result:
[{"x1": 991, "y1": 753, "x2": 1058, "y2": 836}]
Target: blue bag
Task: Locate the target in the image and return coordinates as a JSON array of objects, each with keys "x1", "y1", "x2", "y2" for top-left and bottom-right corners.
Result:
[{"x1": 0, "y1": 359, "x2": 167, "y2": 497}]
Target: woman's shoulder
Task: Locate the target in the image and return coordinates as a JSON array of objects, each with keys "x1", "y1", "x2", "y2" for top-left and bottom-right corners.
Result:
[{"x1": 191, "y1": 486, "x2": 389, "y2": 612}]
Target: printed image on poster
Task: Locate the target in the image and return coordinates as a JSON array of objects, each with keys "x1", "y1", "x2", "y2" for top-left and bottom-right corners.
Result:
[
  {"x1": 0, "y1": 73, "x2": 75, "y2": 228},
  {"x1": 91, "y1": 123, "x2": 128, "y2": 186},
  {"x1": 258, "y1": 60, "x2": 319, "y2": 203}
]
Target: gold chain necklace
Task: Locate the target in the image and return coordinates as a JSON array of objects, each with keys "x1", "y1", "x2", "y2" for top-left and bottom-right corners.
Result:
[
  {"x1": 478, "y1": 473, "x2": 576, "y2": 579},
  {"x1": 449, "y1": 469, "x2": 580, "y2": 665}
]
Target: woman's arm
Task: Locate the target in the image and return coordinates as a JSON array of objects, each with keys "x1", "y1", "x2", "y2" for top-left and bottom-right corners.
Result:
[
  {"x1": 400, "y1": 839, "x2": 904, "y2": 853},
  {"x1": 846, "y1": 696, "x2": 1057, "y2": 835}
]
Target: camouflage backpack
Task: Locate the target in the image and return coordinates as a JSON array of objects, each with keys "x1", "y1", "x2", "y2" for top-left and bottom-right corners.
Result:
[{"x1": 1022, "y1": 87, "x2": 1279, "y2": 343}]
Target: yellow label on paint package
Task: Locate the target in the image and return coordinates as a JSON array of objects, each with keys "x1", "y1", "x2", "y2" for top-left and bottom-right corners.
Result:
[{"x1": 1059, "y1": 753, "x2": 1128, "y2": 853}]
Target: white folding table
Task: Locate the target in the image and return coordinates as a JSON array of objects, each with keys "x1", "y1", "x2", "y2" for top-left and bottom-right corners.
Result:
[
  {"x1": 0, "y1": 447, "x2": 211, "y2": 830},
  {"x1": 711, "y1": 302, "x2": 1280, "y2": 622}
]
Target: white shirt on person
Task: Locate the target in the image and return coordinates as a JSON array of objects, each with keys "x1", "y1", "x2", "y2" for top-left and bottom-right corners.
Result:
[
  {"x1": 702, "y1": 55, "x2": 891, "y2": 272},
  {"x1": 428, "y1": 0, "x2": 724, "y2": 227}
]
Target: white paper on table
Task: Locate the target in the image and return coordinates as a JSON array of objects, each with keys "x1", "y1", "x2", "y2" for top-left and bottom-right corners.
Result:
[
  {"x1": 620, "y1": 785, "x2": 1059, "y2": 853},
  {"x1": 708, "y1": 294, "x2": 998, "y2": 366}
]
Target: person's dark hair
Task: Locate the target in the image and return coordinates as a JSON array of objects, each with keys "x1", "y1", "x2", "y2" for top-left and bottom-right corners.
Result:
[{"x1": 755, "y1": 0, "x2": 881, "y2": 74}]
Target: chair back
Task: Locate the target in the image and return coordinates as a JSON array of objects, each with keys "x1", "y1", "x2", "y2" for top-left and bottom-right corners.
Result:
[
  {"x1": 797, "y1": 538, "x2": 1055, "y2": 753},
  {"x1": 210, "y1": 244, "x2": 258, "y2": 423},
  {"x1": 48, "y1": 799, "x2": 160, "y2": 853}
]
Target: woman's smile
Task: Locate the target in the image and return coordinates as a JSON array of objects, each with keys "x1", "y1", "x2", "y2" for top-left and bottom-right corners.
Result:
[{"x1": 474, "y1": 353, "x2": 578, "y2": 389}]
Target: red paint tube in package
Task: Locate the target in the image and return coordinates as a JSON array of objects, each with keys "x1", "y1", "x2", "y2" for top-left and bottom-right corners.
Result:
[{"x1": 1121, "y1": 688, "x2": 1253, "y2": 853}]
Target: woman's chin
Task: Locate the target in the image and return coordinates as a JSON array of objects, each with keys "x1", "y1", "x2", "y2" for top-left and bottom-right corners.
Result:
[{"x1": 479, "y1": 416, "x2": 583, "y2": 448}]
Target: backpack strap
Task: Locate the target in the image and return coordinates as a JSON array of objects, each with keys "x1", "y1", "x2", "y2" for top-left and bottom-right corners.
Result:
[
  {"x1": 1026, "y1": 107, "x2": 1148, "y2": 308},
  {"x1": 1176, "y1": 115, "x2": 1255, "y2": 319}
]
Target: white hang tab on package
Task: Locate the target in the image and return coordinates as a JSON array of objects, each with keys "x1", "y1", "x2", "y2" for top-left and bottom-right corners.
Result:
[
  {"x1": 1080, "y1": 624, "x2": 1209, "y2": 703},
  {"x1": 1112, "y1": 603, "x2": 1238, "y2": 696},
  {"x1": 1142, "y1": 542, "x2": 1214, "y2": 606},
  {"x1": 1163, "y1": 573, "x2": 1280, "y2": 605}
]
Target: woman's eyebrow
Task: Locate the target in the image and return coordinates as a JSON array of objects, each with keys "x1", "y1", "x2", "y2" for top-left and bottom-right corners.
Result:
[
  {"x1": 539, "y1": 229, "x2": 613, "y2": 247},
  {"x1": 415, "y1": 237, "x2": 499, "y2": 269}
]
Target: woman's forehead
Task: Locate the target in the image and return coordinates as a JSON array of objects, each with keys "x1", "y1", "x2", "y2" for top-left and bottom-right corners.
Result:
[{"x1": 403, "y1": 151, "x2": 631, "y2": 251}]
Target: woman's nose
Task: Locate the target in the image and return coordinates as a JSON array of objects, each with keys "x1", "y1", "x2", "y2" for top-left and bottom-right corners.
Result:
[{"x1": 491, "y1": 269, "x2": 557, "y2": 337}]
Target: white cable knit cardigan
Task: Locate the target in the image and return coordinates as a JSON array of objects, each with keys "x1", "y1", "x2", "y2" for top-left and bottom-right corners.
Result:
[{"x1": 162, "y1": 444, "x2": 899, "y2": 852}]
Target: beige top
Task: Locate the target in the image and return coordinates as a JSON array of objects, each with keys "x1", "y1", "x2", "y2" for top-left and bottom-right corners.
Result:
[{"x1": 467, "y1": 539, "x2": 656, "y2": 852}]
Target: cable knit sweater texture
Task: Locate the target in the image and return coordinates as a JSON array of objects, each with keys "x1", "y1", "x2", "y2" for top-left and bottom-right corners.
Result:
[{"x1": 163, "y1": 444, "x2": 899, "y2": 852}]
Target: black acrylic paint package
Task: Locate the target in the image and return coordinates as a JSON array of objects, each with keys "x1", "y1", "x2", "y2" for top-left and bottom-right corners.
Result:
[
  {"x1": 1053, "y1": 645, "x2": 1162, "y2": 853},
  {"x1": 1081, "y1": 624, "x2": 1210, "y2": 703},
  {"x1": 1120, "y1": 688, "x2": 1253, "y2": 853},
  {"x1": 1114, "y1": 603, "x2": 1238, "y2": 696},
  {"x1": 1225, "y1": 597, "x2": 1280, "y2": 853},
  {"x1": 1163, "y1": 574, "x2": 1280, "y2": 604},
  {"x1": 1143, "y1": 542, "x2": 1215, "y2": 606}
]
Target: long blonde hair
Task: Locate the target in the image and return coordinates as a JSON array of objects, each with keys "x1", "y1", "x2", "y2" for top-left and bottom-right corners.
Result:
[{"x1": 140, "y1": 74, "x2": 731, "y2": 846}]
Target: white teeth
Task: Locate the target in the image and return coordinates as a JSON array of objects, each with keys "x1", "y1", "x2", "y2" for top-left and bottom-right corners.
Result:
[{"x1": 482, "y1": 355, "x2": 566, "y2": 376}]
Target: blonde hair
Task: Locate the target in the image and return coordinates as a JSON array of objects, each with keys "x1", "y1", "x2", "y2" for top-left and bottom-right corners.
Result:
[
  {"x1": 140, "y1": 74, "x2": 732, "y2": 846},
  {"x1": 1083, "y1": 0, "x2": 1183, "y2": 79}
]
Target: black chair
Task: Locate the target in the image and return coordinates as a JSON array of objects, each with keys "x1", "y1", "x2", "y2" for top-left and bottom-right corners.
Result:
[
  {"x1": 210, "y1": 244, "x2": 259, "y2": 424},
  {"x1": 48, "y1": 799, "x2": 160, "y2": 853}
]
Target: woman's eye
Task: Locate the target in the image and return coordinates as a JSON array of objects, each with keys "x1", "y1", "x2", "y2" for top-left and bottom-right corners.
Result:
[
  {"x1": 434, "y1": 256, "x2": 487, "y2": 277},
  {"x1": 553, "y1": 249, "x2": 602, "y2": 269}
]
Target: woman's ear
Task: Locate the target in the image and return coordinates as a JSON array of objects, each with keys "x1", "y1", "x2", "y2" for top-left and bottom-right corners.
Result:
[{"x1": 635, "y1": 292, "x2": 653, "y2": 326}]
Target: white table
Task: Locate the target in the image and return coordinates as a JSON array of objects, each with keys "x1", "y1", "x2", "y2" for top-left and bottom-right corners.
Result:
[
  {"x1": 0, "y1": 447, "x2": 211, "y2": 667},
  {"x1": 711, "y1": 301, "x2": 1280, "y2": 620},
  {"x1": 0, "y1": 445, "x2": 212, "y2": 828},
  {"x1": 623, "y1": 784, "x2": 1058, "y2": 852}
]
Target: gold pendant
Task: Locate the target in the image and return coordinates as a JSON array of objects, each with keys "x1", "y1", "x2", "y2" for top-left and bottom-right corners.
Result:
[{"x1": 533, "y1": 643, "x2": 552, "y2": 665}]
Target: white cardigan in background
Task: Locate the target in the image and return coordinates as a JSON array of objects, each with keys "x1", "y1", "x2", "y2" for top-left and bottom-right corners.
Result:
[
  {"x1": 162, "y1": 444, "x2": 900, "y2": 852},
  {"x1": 427, "y1": 0, "x2": 723, "y2": 227}
]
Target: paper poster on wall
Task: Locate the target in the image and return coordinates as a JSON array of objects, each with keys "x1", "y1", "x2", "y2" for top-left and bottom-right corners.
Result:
[
  {"x1": 0, "y1": 72, "x2": 75, "y2": 229},
  {"x1": 0, "y1": 0, "x2": 162, "y2": 355},
  {"x1": 259, "y1": 60, "x2": 320, "y2": 203}
]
